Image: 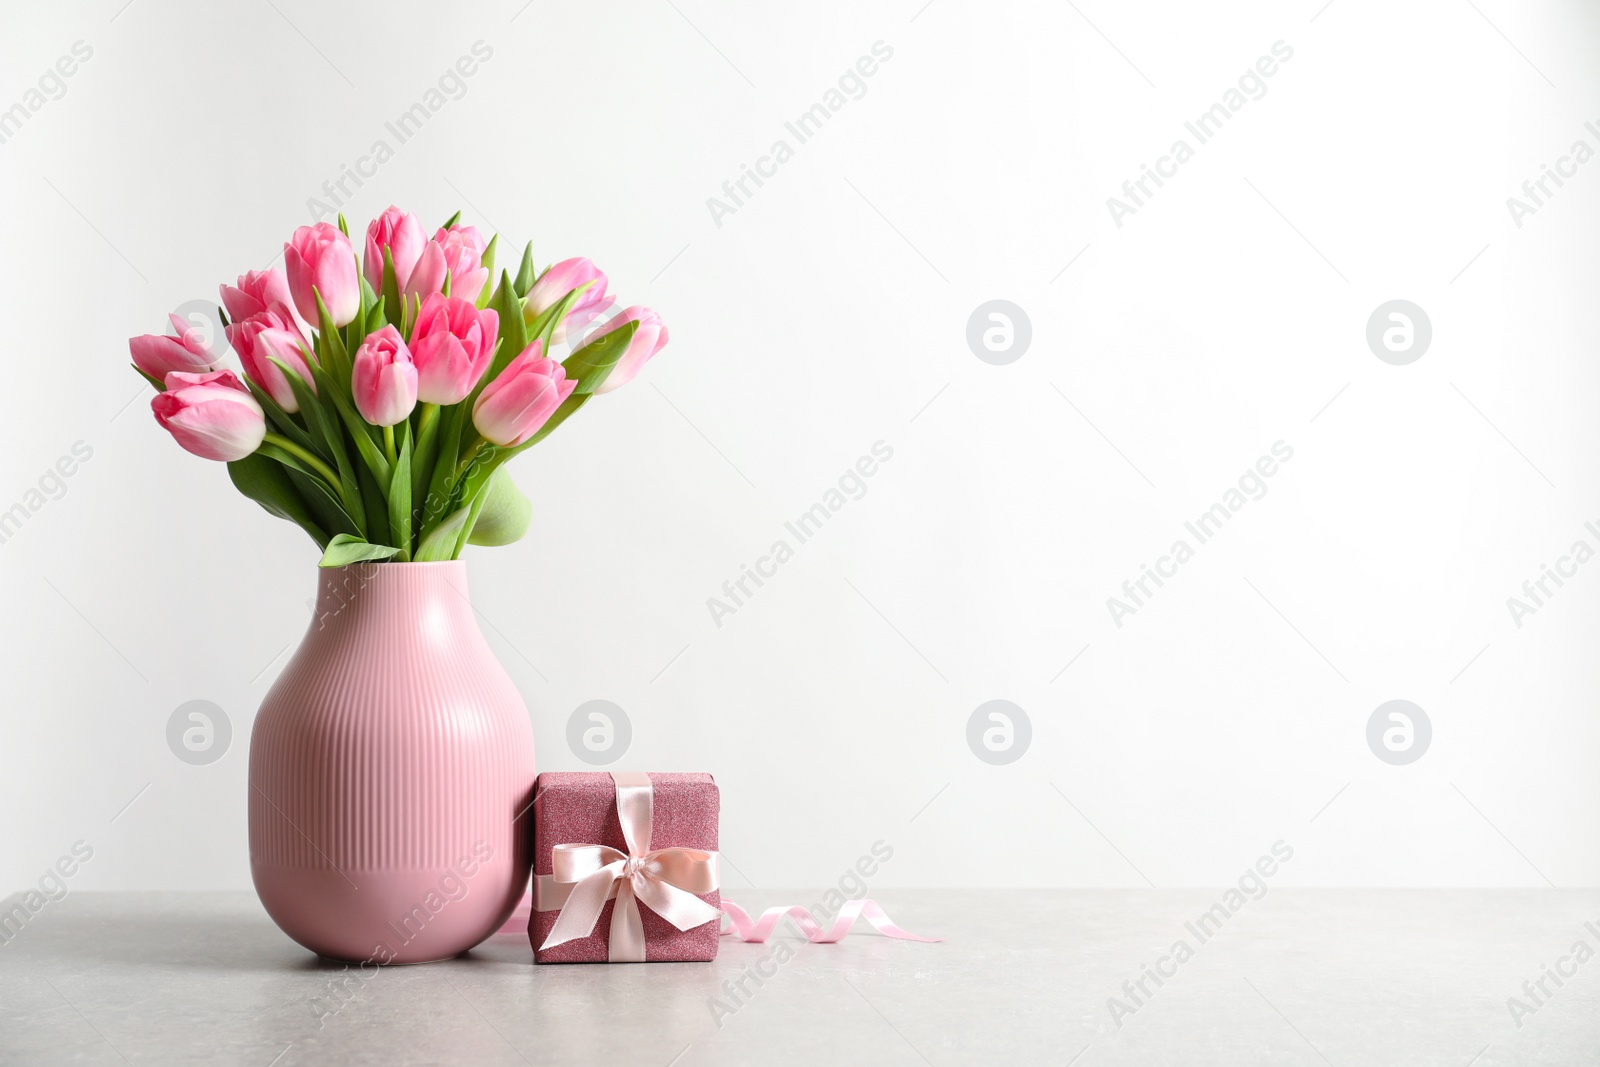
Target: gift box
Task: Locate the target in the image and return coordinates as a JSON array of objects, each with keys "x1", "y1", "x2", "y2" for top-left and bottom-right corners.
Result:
[{"x1": 530, "y1": 771, "x2": 721, "y2": 963}]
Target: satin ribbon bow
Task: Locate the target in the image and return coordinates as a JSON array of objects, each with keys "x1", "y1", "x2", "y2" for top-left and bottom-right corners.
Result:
[{"x1": 538, "y1": 770, "x2": 721, "y2": 962}]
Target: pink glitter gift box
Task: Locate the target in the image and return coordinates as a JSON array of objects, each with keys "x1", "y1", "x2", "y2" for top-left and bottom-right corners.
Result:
[{"x1": 530, "y1": 771, "x2": 721, "y2": 963}]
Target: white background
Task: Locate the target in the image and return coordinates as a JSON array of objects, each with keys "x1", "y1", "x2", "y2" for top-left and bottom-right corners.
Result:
[{"x1": 1, "y1": 0, "x2": 1596, "y2": 894}]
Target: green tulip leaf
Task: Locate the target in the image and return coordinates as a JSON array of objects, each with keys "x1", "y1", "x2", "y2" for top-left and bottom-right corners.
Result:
[
  {"x1": 306, "y1": 360, "x2": 391, "y2": 489},
  {"x1": 523, "y1": 284, "x2": 584, "y2": 356},
  {"x1": 346, "y1": 277, "x2": 377, "y2": 353},
  {"x1": 228, "y1": 453, "x2": 329, "y2": 549},
  {"x1": 381, "y1": 246, "x2": 403, "y2": 338},
  {"x1": 513, "y1": 241, "x2": 536, "y2": 298},
  {"x1": 271, "y1": 358, "x2": 335, "y2": 459},
  {"x1": 274, "y1": 358, "x2": 368, "y2": 536},
  {"x1": 476, "y1": 235, "x2": 498, "y2": 309},
  {"x1": 562, "y1": 320, "x2": 637, "y2": 395},
  {"x1": 243, "y1": 377, "x2": 318, "y2": 457},
  {"x1": 467, "y1": 468, "x2": 531, "y2": 546},
  {"x1": 313, "y1": 289, "x2": 349, "y2": 386},
  {"x1": 415, "y1": 506, "x2": 470, "y2": 562},
  {"x1": 283, "y1": 467, "x2": 361, "y2": 540},
  {"x1": 257, "y1": 441, "x2": 365, "y2": 538},
  {"x1": 420, "y1": 404, "x2": 464, "y2": 540},
  {"x1": 487, "y1": 271, "x2": 527, "y2": 379},
  {"x1": 355, "y1": 460, "x2": 388, "y2": 549},
  {"x1": 409, "y1": 403, "x2": 441, "y2": 512},
  {"x1": 388, "y1": 423, "x2": 413, "y2": 562},
  {"x1": 455, "y1": 482, "x2": 492, "y2": 557},
  {"x1": 319, "y1": 533, "x2": 401, "y2": 569}
]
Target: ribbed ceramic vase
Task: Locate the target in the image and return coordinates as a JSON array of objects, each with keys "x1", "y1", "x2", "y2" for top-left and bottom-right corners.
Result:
[{"x1": 249, "y1": 561, "x2": 535, "y2": 964}]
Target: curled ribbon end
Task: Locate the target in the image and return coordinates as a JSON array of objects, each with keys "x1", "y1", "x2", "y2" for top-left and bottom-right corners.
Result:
[{"x1": 719, "y1": 898, "x2": 940, "y2": 945}]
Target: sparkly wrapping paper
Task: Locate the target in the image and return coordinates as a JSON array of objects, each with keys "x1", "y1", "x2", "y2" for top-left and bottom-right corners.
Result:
[{"x1": 530, "y1": 772, "x2": 720, "y2": 963}]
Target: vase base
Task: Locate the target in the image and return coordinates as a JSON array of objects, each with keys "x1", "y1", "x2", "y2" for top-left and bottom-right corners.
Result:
[
  {"x1": 253, "y1": 860, "x2": 526, "y2": 966},
  {"x1": 315, "y1": 951, "x2": 466, "y2": 967}
]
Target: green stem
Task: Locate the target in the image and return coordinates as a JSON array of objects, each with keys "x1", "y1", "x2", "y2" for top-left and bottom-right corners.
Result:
[
  {"x1": 415, "y1": 403, "x2": 439, "y2": 448},
  {"x1": 411, "y1": 402, "x2": 440, "y2": 524},
  {"x1": 418, "y1": 405, "x2": 467, "y2": 542},
  {"x1": 263, "y1": 433, "x2": 348, "y2": 506},
  {"x1": 384, "y1": 424, "x2": 397, "y2": 466},
  {"x1": 452, "y1": 437, "x2": 487, "y2": 490},
  {"x1": 454, "y1": 482, "x2": 491, "y2": 559}
]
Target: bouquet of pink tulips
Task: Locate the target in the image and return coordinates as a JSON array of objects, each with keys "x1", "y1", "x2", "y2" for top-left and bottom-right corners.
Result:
[{"x1": 129, "y1": 206, "x2": 668, "y2": 566}]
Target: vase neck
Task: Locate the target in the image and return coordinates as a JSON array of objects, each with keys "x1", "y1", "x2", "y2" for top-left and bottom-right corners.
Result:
[{"x1": 312, "y1": 561, "x2": 473, "y2": 633}]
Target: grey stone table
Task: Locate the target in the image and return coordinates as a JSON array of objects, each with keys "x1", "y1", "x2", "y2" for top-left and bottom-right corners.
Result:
[{"x1": 1, "y1": 891, "x2": 1596, "y2": 1065}]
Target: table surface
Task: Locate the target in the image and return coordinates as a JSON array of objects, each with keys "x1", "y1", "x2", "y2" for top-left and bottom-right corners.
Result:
[{"x1": 0, "y1": 890, "x2": 1596, "y2": 1066}]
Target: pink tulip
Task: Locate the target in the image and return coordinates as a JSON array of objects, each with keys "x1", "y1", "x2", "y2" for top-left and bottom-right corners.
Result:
[
  {"x1": 227, "y1": 307, "x2": 315, "y2": 413},
  {"x1": 473, "y1": 340, "x2": 576, "y2": 447},
  {"x1": 585, "y1": 307, "x2": 669, "y2": 393},
  {"x1": 363, "y1": 206, "x2": 427, "y2": 293},
  {"x1": 219, "y1": 267, "x2": 310, "y2": 336},
  {"x1": 402, "y1": 242, "x2": 446, "y2": 303},
  {"x1": 410, "y1": 293, "x2": 499, "y2": 405},
  {"x1": 285, "y1": 222, "x2": 360, "y2": 327},
  {"x1": 151, "y1": 369, "x2": 265, "y2": 462},
  {"x1": 129, "y1": 312, "x2": 217, "y2": 380},
  {"x1": 524, "y1": 257, "x2": 610, "y2": 345},
  {"x1": 352, "y1": 326, "x2": 418, "y2": 427},
  {"x1": 405, "y1": 224, "x2": 489, "y2": 304}
]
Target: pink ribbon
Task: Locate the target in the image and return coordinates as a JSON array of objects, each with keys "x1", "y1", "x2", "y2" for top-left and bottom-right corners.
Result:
[
  {"x1": 718, "y1": 898, "x2": 941, "y2": 944},
  {"x1": 537, "y1": 770, "x2": 721, "y2": 962}
]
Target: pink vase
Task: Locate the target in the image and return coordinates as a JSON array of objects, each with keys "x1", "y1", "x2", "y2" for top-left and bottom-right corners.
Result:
[{"x1": 249, "y1": 561, "x2": 535, "y2": 964}]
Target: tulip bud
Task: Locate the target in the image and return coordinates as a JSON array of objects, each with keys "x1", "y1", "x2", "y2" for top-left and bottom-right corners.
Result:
[
  {"x1": 129, "y1": 312, "x2": 217, "y2": 380},
  {"x1": 364, "y1": 206, "x2": 427, "y2": 293},
  {"x1": 410, "y1": 293, "x2": 499, "y2": 405},
  {"x1": 434, "y1": 225, "x2": 490, "y2": 304},
  {"x1": 151, "y1": 370, "x2": 266, "y2": 462},
  {"x1": 285, "y1": 222, "x2": 360, "y2": 327},
  {"x1": 226, "y1": 307, "x2": 315, "y2": 413},
  {"x1": 472, "y1": 340, "x2": 576, "y2": 447},
  {"x1": 351, "y1": 325, "x2": 418, "y2": 427},
  {"x1": 219, "y1": 267, "x2": 310, "y2": 336},
  {"x1": 586, "y1": 307, "x2": 669, "y2": 393},
  {"x1": 402, "y1": 241, "x2": 447, "y2": 303},
  {"x1": 524, "y1": 257, "x2": 609, "y2": 345}
]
